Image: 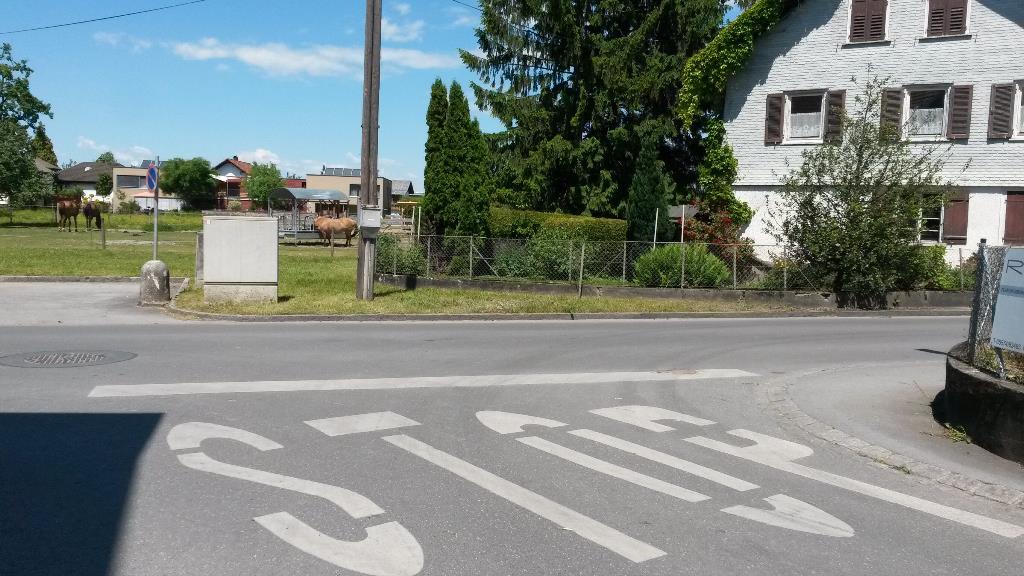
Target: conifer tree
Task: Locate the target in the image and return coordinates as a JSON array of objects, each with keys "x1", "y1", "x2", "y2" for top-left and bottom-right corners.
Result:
[
  {"x1": 31, "y1": 123, "x2": 57, "y2": 165},
  {"x1": 421, "y1": 79, "x2": 449, "y2": 231},
  {"x1": 626, "y1": 135, "x2": 672, "y2": 242}
]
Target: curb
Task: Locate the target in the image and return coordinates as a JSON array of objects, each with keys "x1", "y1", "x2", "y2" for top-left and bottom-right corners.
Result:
[
  {"x1": 759, "y1": 369, "x2": 1024, "y2": 509},
  {"x1": 0, "y1": 275, "x2": 188, "y2": 283}
]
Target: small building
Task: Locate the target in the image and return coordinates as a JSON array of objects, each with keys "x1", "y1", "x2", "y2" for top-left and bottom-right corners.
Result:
[
  {"x1": 722, "y1": 0, "x2": 1024, "y2": 259},
  {"x1": 111, "y1": 162, "x2": 158, "y2": 212},
  {"x1": 306, "y1": 166, "x2": 393, "y2": 213},
  {"x1": 57, "y1": 161, "x2": 123, "y2": 200},
  {"x1": 213, "y1": 156, "x2": 253, "y2": 210}
]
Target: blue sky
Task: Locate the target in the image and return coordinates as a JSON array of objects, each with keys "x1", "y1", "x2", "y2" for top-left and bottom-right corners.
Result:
[{"x1": 5, "y1": 1, "x2": 739, "y2": 191}]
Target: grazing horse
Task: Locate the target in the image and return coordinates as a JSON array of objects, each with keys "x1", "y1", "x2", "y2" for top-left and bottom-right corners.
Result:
[
  {"x1": 315, "y1": 216, "x2": 359, "y2": 247},
  {"x1": 57, "y1": 199, "x2": 80, "y2": 232},
  {"x1": 82, "y1": 201, "x2": 102, "y2": 231}
]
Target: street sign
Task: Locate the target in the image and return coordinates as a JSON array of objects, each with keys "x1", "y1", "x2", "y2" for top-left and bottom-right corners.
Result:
[
  {"x1": 991, "y1": 247, "x2": 1024, "y2": 353},
  {"x1": 147, "y1": 165, "x2": 159, "y2": 192}
]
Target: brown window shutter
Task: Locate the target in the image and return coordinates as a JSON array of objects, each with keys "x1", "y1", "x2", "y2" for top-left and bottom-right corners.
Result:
[
  {"x1": 867, "y1": 0, "x2": 888, "y2": 41},
  {"x1": 947, "y1": 85, "x2": 973, "y2": 140},
  {"x1": 765, "y1": 93, "x2": 785, "y2": 145},
  {"x1": 1005, "y1": 193, "x2": 1024, "y2": 244},
  {"x1": 825, "y1": 90, "x2": 846, "y2": 143},
  {"x1": 988, "y1": 84, "x2": 1015, "y2": 139},
  {"x1": 880, "y1": 88, "x2": 904, "y2": 135},
  {"x1": 947, "y1": 0, "x2": 968, "y2": 35},
  {"x1": 928, "y1": 0, "x2": 949, "y2": 37},
  {"x1": 942, "y1": 192, "x2": 969, "y2": 244},
  {"x1": 850, "y1": 0, "x2": 869, "y2": 42}
]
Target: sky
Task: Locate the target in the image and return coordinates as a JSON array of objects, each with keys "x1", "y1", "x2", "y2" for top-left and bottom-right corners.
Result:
[{"x1": 4, "y1": 1, "x2": 740, "y2": 192}]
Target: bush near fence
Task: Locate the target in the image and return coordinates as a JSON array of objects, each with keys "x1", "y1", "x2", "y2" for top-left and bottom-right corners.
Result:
[
  {"x1": 488, "y1": 207, "x2": 627, "y2": 241},
  {"x1": 634, "y1": 244, "x2": 731, "y2": 288}
]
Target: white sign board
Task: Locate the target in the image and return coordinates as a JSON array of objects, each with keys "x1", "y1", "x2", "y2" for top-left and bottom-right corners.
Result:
[{"x1": 990, "y1": 247, "x2": 1024, "y2": 353}]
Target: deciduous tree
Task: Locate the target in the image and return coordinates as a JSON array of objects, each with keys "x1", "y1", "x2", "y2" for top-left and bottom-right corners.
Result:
[
  {"x1": 244, "y1": 162, "x2": 283, "y2": 207},
  {"x1": 95, "y1": 151, "x2": 115, "y2": 164},
  {"x1": 159, "y1": 157, "x2": 217, "y2": 211},
  {"x1": 0, "y1": 43, "x2": 52, "y2": 131},
  {"x1": 95, "y1": 172, "x2": 113, "y2": 197}
]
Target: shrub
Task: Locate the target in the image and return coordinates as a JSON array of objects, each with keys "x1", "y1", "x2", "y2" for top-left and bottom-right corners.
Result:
[
  {"x1": 227, "y1": 200, "x2": 243, "y2": 212},
  {"x1": 120, "y1": 200, "x2": 142, "y2": 214},
  {"x1": 492, "y1": 242, "x2": 531, "y2": 278},
  {"x1": 489, "y1": 207, "x2": 626, "y2": 241},
  {"x1": 634, "y1": 244, "x2": 730, "y2": 288},
  {"x1": 526, "y1": 228, "x2": 578, "y2": 280},
  {"x1": 376, "y1": 235, "x2": 427, "y2": 275},
  {"x1": 897, "y1": 245, "x2": 974, "y2": 291}
]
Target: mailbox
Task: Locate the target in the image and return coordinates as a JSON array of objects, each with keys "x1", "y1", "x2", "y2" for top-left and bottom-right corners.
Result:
[{"x1": 358, "y1": 206, "x2": 383, "y2": 239}]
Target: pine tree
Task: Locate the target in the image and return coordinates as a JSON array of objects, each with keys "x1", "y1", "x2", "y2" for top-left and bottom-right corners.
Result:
[
  {"x1": 421, "y1": 79, "x2": 448, "y2": 231},
  {"x1": 31, "y1": 123, "x2": 57, "y2": 165},
  {"x1": 626, "y1": 136, "x2": 672, "y2": 242},
  {"x1": 462, "y1": 0, "x2": 725, "y2": 217}
]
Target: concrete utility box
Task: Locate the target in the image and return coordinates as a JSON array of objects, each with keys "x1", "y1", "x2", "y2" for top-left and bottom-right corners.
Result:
[{"x1": 203, "y1": 216, "x2": 278, "y2": 304}]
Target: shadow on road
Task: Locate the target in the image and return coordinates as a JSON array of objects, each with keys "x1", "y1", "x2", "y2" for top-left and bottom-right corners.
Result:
[{"x1": 0, "y1": 412, "x2": 162, "y2": 576}]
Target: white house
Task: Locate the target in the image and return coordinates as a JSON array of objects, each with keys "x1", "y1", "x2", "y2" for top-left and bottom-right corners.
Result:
[{"x1": 724, "y1": 0, "x2": 1024, "y2": 261}]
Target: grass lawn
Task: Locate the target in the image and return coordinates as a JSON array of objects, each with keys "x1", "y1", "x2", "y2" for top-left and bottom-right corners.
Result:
[
  {"x1": 1, "y1": 208, "x2": 204, "y2": 232},
  {"x1": 0, "y1": 227, "x2": 791, "y2": 316}
]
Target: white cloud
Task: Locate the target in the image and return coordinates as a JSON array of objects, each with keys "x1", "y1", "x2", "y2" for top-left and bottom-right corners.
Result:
[
  {"x1": 394, "y1": 3, "x2": 412, "y2": 16},
  {"x1": 237, "y1": 148, "x2": 281, "y2": 165},
  {"x1": 445, "y1": 7, "x2": 477, "y2": 28},
  {"x1": 171, "y1": 37, "x2": 458, "y2": 77},
  {"x1": 93, "y1": 31, "x2": 152, "y2": 51},
  {"x1": 77, "y1": 137, "x2": 154, "y2": 167},
  {"x1": 381, "y1": 17, "x2": 425, "y2": 43}
]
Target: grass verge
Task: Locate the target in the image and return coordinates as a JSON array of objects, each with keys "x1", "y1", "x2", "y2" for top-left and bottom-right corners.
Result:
[{"x1": 1, "y1": 228, "x2": 792, "y2": 316}]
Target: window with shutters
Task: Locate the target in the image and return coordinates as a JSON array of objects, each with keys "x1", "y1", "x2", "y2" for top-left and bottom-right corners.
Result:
[
  {"x1": 920, "y1": 193, "x2": 969, "y2": 245},
  {"x1": 906, "y1": 88, "x2": 948, "y2": 139},
  {"x1": 787, "y1": 94, "x2": 826, "y2": 141},
  {"x1": 1017, "y1": 83, "x2": 1024, "y2": 138},
  {"x1": 1006, "y1": 192, "x2": 1024, "y2": 245},
  {"x1": 848, "y1": 0, "x2": 889, "y2": 43},
  {"x1": 926, "y1": 0, "x2": 970, "y2": 38}
]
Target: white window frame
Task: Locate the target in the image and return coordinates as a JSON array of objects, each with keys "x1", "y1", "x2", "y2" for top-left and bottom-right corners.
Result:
[
  {"x1": 922, "y1": 0, "x2": 972, "y2": 39},
  {"x1": 846, "y1": 0, "x2": 892, "y2": 44},
  {"x1": 903, "y1": 85, "x2": 951, "y2": 142},
  {"x1": 783, "y1": 91, "x2": 827, "y2": 145},
  {"x1": 1013, "y1": 82, "x2": 1024, "y2": 140},
  {"x1": 919, "y1": 203, "x2": 945, "y2": 244}
]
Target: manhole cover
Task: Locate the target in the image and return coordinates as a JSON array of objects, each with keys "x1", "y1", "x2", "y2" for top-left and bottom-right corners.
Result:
[{"x1": 0, "y1": 350, "x2": 137, "y2": 368}]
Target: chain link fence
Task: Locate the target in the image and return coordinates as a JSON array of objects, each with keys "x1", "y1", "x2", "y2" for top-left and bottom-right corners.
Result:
[
  {"x1": 964, "y1": 242, "x2": 1023, "y2": 382},
  {"x1": 375, "y1": 234, "x2": 827, "y2": 291}
]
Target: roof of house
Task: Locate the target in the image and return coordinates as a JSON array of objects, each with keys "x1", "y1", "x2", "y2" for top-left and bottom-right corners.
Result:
[
  {"x1": 392, "y1": 180, "x2": 416, "y2": 195},
  {"x1": 321, "y1": 167, "x2": 362, "y2": 177},
  {"x1": 57, "y1": 161, "x2": 124, "y2": 184},
  {"x1": 270, "y1": 187, "x2": 351, "y2": 203},
  {"x1": 34, "y1": 159, "x2": 58, "y2": 173},
  {"x1": 214, "y1": 157, "x2": 253, "y2": 175}
]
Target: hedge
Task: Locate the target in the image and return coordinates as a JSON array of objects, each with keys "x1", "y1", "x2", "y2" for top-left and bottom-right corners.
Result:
[{"x1": 488, "y1": 207, "x2": 627, "y2": 241}]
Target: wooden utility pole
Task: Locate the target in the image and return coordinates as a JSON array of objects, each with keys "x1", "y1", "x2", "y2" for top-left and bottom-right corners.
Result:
[{"x1": 355, "y1": 0, "x2": 382, "y2": 300}]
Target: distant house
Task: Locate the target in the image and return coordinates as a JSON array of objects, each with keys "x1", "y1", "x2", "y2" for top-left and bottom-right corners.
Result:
[
  {"x1": 213, "y1": 156, "x2": 253, "y2": 210},
  {"x1": 57, "y1": 161, "x2": 123, "y2": 199},
  {"x1": 306, "y1": 166, "x2": 393, "y2": 213},
  {"x1": 392, "y1": 180, "x2": 416, "y2": 197},
  {"x1": 109, "y1": 161, "x2": 182, "y2": 212}
]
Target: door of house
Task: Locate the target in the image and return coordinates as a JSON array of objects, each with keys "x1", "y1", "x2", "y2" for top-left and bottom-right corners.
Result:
[{"x1": 1006, "y1": 192, "x2": 1024, "y2": 245}]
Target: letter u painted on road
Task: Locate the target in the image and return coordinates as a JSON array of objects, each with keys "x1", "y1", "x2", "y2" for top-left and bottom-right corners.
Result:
[{"x1": 166, "y1": 422, "x2": 424, "y2": 576}]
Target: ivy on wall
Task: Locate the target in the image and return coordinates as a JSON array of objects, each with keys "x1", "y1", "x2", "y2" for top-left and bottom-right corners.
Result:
[{"x1": 677, "y1": 0, "x2": 801, "y2": 230}]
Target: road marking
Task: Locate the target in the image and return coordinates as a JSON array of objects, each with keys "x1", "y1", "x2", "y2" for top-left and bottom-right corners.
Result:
[
  {"x1": 254, "y1": 513, "x2": 424, "y2": 576},
  {"x1": 686, "y1": 429, "x2": 1024, "y2": 539},
  {"x1": 517, "y1": 436, "x2": 710, "y2": 503},
  {"x1": 306, "y1": 412, "x2": 421, "y2": 436},
  {"x1": 166, "y1": 421, "x2": 283, "y2": 451},
  {"x1": 178, "y1": 452, "x2": 385, "y2": 519},
  {"x1": 476, "y1": 411, "x2": 567, "y2": 434},
  {"x1": 88, "y1": 369, "x2": 757, "y2": 397},
  {"x1": 568, "y1": 429, "x2": 758, "y2": 492},
  {"x1": 721, "y1": 494, "x2": 855, "y2": 538},
  {"x1": 382, "y1": 434, "x2": 666, "y2": 563},
  {"x1": 590, "y1": 405, "x2": 715, "y2": 432}
]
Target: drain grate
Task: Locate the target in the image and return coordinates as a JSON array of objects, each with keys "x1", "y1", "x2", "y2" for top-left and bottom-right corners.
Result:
[{"x1": 0, "y1": 350, "x2": 137, "y2": 368}]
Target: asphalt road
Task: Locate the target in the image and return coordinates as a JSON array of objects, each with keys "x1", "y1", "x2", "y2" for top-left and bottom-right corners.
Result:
[{"x1": 2, "y1": 298, "x2": 1023, "y2": 575}]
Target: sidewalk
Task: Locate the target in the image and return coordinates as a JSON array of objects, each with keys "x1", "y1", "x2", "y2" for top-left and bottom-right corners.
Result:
[
  {"x1": 781, "y1": 359, "x2": 1024, "y2": 494},
  {"x1": 0, "y1": 281, "x2": 179, "y2": 326}
]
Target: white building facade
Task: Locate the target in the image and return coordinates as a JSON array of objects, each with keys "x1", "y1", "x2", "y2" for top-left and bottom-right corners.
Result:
[{"x1": 724, "y1": 0, "x2": 1024, "y2": 261}]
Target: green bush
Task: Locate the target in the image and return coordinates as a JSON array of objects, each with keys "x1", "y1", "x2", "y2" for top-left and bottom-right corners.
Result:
[
  {"x1": 489, "y1": 207, "x2": 626, "y2": 241},
  {"x1": 526, "y1": 228, "x2": 578, "y2": 280},
  {"x1": 634, "y1": 244, "x2": 730, "y2": 288},
  {"x1": 492, "y1": 242, "x2": 531, "y2": 278},
  {"x1": 376, "y1": 235, "x2": 427, "y2": 275},
  {"x1": 896, "y1": 245, "x2": 973, "y2": 291}
]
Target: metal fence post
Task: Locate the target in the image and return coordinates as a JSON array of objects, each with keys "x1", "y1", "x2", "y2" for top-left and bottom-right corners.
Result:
[
  {"x1": 469, "y1": 236, "x2": 474, "y2": 279},
  {"x1": 578, "y1": 242, "x2": 586, "y2": 298},
  {"x1": 622, "y1": 241, "x2": 627, "y2": 284},
  {"x1": 425, "y1": 236, "x2": 432, "y2": 276},
  {"x1": 783, "y1": 245, "x2": 789, "y2": 291},
  {"x1": 732, "y1": 245, "x2": 738, "y2": 289},
  {"x1": 959, "y1": 248, "x2": 964, "y2": 291},
  {"x1": 680, "y1": 242, "x2": 686, "y2": 288},
  {"x1": 968, "y1": 239, "x2": 988, "y2": 365},
  {"x1": 393, "y1": 240, "x2": 398, "y2": 275}
]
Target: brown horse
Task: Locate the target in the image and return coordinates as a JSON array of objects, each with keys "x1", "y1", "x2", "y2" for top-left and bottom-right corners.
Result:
[
  {"x1": 315, "y1": 216, "x2": 359, "y2": 247},
  {"x1": 57, "y1": 199, "x2": 80, "y2": 232},
  {"x1": 82, "y1": 201, "x2": 102, "y2": 231}
]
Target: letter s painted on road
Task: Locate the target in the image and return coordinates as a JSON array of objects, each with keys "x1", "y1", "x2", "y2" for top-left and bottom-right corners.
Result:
[{"x1": 166, "y1": 422, "x2": 424, "y2": 576}]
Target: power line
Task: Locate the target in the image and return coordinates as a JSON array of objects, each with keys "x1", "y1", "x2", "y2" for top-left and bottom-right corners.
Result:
[
  {"x1": 448, "y1": 0, "x2": 483, "y2": 13},
  {"x1": 0, "y1": 0, "x2": 209, "y2": 35}
]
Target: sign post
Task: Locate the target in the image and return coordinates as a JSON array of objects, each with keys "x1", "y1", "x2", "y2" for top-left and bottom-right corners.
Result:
[
  {"x1": 990, "y1": 247, "x2": 1024, "y2": 356},
  {"x1": 147, "y1": 160, "x2": 160, "y2": 260}
]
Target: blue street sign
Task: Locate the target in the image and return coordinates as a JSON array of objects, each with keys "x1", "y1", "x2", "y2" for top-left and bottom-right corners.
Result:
[{"x1": 147, "y1": 166, "x2": 159, "y2": 192}]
